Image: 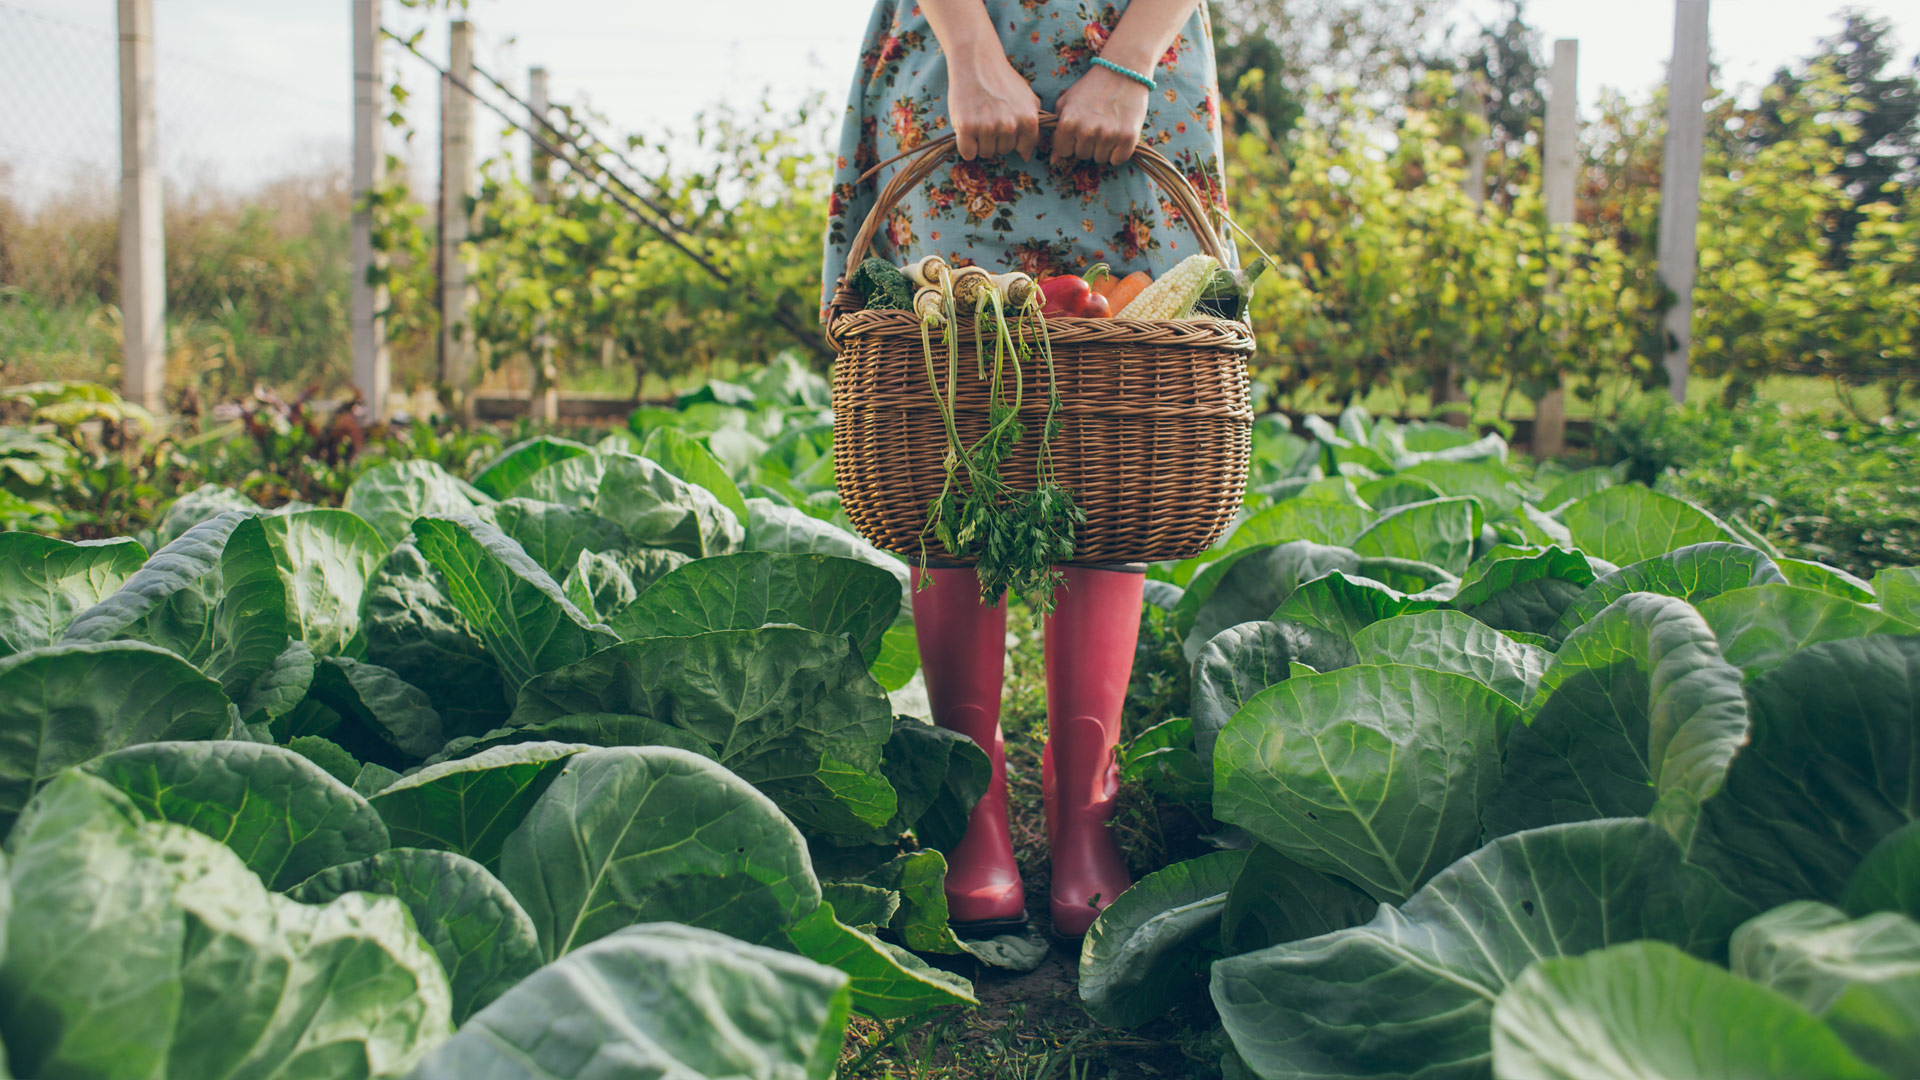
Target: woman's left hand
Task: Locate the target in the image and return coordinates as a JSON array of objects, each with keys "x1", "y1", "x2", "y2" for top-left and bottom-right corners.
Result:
[{"x1": 1051, "y1": 66, "x2": 1151, "y2": 166}]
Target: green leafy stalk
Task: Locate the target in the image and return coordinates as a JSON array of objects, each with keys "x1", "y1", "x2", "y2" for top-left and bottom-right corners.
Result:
[{"x1": 916, "y1": 274, "x2": 1082, "y2": 614}]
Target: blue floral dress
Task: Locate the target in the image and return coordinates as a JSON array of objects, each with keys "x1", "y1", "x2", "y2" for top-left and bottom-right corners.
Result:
[{"x1": 820, "y1": 0, "x2": 1235, "y2": 318}]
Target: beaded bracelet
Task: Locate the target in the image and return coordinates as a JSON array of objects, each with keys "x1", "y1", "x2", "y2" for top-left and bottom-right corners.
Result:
[{"x1": 1092, "y1": 55, "x2": 1154, "y2": 90}]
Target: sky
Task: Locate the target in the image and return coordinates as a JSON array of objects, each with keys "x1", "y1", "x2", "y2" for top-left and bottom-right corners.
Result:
[{"x1": 2, "y1": 0, "x2": 1917, "y2": 205}]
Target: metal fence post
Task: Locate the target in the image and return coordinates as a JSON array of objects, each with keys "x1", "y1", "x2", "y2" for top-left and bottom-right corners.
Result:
[
  {"x1": 1658, "y1": 0, "x2": 1711, "y2": 405},
  {"x1": 351, "y1": 0, "x2": 389, "y2": 419},
  {"x1": 1535, "y1": 38, "x2": 1578, "y2": 458},
  {"x1": 117, "y1": 0, "x2": 165, "y2": 415},
  {"x1": 439, "y1": 19, "x2": 476, "y2": 419}
]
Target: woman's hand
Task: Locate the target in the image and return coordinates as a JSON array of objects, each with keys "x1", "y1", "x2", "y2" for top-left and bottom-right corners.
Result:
[
  {"x1": 1051, "y1": 65, "x2": 1151, "y2": 166},
  {"x1": 948, "y1": 50, "x2": 1042, "y2": 161}
]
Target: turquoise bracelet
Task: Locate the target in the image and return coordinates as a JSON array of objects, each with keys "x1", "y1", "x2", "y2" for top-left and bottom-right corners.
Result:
[{"x1": 1092, "y1": 55, "x2": 1154, "y2": 90}]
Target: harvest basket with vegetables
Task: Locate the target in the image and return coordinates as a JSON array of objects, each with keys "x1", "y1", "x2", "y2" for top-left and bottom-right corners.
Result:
[{"x1": 827, "y1": 115, "x2": 1255, "y2": 605}]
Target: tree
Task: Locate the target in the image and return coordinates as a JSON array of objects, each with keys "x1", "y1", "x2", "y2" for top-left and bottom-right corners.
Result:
[
  {"x1": 1463, "y1": 0, "x2": 1546, "y2": 168},
  {"x1": 1210, "y1": 0, "x2": 1456, "y2": 140},
  {"x1": 1741, "y1": 11, "x2": 1920, "y2": 254}
]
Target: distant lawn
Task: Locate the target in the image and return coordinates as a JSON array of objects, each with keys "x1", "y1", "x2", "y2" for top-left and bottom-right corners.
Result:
[{"x1": 1274, "y1": 372, "x2": 1900, "y2": 426}]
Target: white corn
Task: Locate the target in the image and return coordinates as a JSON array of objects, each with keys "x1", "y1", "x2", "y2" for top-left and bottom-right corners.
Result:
[{"x1": 1115, "y1": 254, "x2": 1220, "y2": 320}]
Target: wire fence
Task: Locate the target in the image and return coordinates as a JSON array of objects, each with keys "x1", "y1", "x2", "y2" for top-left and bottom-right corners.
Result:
[
  {"x1": 0, "y1": 0, "x2": 353, "y2": 408},
  {"x1": 0, "y1": 0, "x2": 824, "y2": 415}
]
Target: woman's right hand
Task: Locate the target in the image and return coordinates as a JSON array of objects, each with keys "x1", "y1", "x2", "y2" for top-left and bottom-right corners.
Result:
[{"x1": 947, "y1": 48, "x2": 1041, "y2": 161}]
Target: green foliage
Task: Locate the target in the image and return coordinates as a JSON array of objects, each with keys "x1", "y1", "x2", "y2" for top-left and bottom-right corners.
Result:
[
  {"x1": 0, "y1": 367, "x2": 1914, "y2": 1078},
  {"x1": 1598, "y1": 397, "x2": 1920, "y2": 577},
  {"x1": 462, "y1": 99, "x2": 832, "y2": 399},
  {"x1": 1227, "y1": 93, "x2": 1656, "y2": 410},
  {"x1": 1492, "y1": 939, "x2": 1889, "y2": 1080}
]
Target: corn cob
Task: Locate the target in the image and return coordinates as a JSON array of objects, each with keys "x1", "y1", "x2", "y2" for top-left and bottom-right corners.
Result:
[{"x1": 1114, "y1": 254, "x2": 1220, "y2": 319}]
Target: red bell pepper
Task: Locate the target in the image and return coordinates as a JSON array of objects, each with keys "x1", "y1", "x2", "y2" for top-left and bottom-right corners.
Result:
[{"x1": 1039, "y1": 274, "x2": 1111, "y2": 318}]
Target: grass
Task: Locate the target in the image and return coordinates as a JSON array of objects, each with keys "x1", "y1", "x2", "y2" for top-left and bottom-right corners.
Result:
[{"x1": 1275, "y1": 370, "x2": 1905, "y2": 428}]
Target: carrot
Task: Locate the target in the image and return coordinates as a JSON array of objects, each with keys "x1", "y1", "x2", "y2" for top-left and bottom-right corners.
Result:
[{"x1": 1103, "y1": 271, "x2": 1152, "y2": 314}]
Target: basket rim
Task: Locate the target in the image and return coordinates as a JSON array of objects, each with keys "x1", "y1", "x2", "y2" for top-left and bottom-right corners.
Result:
[{"x1": 826, "y1": 305, "x2": 1256, "y2": 354}]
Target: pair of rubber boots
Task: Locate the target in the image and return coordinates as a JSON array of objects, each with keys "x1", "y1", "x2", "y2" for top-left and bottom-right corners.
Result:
[{"x1": 913, "y1": 564, "x2": 1141, "y2": 939}]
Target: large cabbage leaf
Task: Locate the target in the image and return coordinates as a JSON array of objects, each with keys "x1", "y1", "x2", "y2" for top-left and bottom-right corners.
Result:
[
  {"x1": 62, "y1": 512, "x2": 288, "y2": 695},
  {"x1": 510, "y1": 627, "x2": 897, "y2": 835},
  {"x1": 411, "y1": 923, "x2": 850, "y2": 1080},
  {"x1": 293, "y1": 847, "x2": 544, "y2": 1024},
  {"x1": 1733, "y1": 901, "x2": 1920, "y2": 1076},
  {"x1": 0, "y1": 772, "x2": 452, "y2": 1079},
  {"x1": 82, "y1": 739, "x2": 389, "y2": 891},
  {"x1": 1212, "y1": 819, "x2": 1754, "y2": 1080},
  {"x1": 1491, "y1": 940, "x2": 1884, "y2": 1080},
  {"x1": 1689, "y1": 635, "x2": 1920, "y2": 910},
  {"x1": 498, "y1": 746, "x2": 823, "y2": 957},
  {"x1": 0, "y1": 641, "x2": 229, "y2": 829},
  {"x1": 1214, "y1": 663, "x2": 1516, "y2": 904},
  {"x1": 0, "y1": 533, "x2": 146, "y2": 658},
  {"x1": 1482, "y1": 592, "x2": 1750, "y2": 843}
]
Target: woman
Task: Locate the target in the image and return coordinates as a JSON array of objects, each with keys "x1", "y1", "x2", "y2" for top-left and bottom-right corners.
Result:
[{"x1": 820, "y1": 0, "x2": 1233, "y2": 939}]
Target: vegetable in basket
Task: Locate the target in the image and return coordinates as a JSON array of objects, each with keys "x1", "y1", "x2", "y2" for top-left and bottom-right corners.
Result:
[
  {"x1": 902, "y1": 254, "x2": 950, "y2": 288},
  {"x1": 849, "y1": 256, "x2": 915, "y2": 310},
  {"x1": 1192, "y1": 258, "x2": 1268, "y2": 321},
  {"x1": 914, "y1": 262, "x2": 1083, "y2": 611},
  {"x1": 1037, "y1": 274, "x2": 1111, "y2": 319},
  {"x1": 1114, "y1": 254, "x2": 1218, "y2": 319},
  {"x1": 1102, "y1": 269, "x2": 1153, "y2": 314}
]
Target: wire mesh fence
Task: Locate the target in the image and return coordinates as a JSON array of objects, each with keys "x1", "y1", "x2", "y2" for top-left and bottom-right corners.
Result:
[
  {"x1": 0, "y1": 0, "x2": 830, "y2": 416},
  {"x1": 0, "y1": 0, "x2": 354, "y2": 409}
]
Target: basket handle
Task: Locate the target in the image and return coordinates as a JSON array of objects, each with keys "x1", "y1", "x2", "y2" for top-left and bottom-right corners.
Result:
[{"x1": 840, "y1": 111, "x2": 1231, "y2": 274}]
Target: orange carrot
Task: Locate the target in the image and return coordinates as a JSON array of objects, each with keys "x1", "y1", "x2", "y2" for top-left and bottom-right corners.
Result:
[
  {"x1": 1084, "y1": 263, "x2": 1118, "y2": 298},
  {"x1": 1103, "y1": 271, "x2": 1152, "y2": 315}
]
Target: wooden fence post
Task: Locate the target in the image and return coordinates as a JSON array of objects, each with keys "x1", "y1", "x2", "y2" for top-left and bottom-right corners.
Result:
[
  {"x1": 1437, "y1": 74, "x2": 1489, "y2": 428},
  {"x1": 1462, "y1": 75, "x2": 1488, "y2": 209},
  {"x1": 351, "y1": 0, "x2": 389, "y2": 419},
  {"x1": 528, "y1": 65, "x2": 559, "y2": 423},
  {"x1": 1657, "y1": 0, "x2": 1711, "y2": 405},
  {"x1": 117, "y1": 0, "x2": 166, "y2": 415},
  {"x1": 1535, "y1": 38, "x2": 1578, "y2": 458},
  {"x1": 439, "y1": 19, "x2": 477, "y2": 419}
]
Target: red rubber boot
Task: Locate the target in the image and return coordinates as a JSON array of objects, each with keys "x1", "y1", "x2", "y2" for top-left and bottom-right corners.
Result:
[
  {"x1": 1042, "y1": 565, "x2": 1144, "y2": 938},
  {"x1": 912, "y1": 567, "x2": 1027, "y2": 927}
]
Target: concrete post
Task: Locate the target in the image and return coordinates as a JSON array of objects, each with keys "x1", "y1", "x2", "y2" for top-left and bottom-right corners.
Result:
[
  {"x1": 1657, "y1": 0, "x2": 1711, "y2": 404},
  {"x1": 1438, "y1": 74, "x2": 1490, "y2": 427},
  {"x1": 1535, "y1": 38, "x2": 1578, "y2": 458},
  {"x1": 117, "y1": 0, "x2": 165, "y2": 415},
  {"x1": 528, "y1": 65, "x2": 558, "y2": 422},
  {"x1": 439, "y1": 19, "x2": 476, "y2": 417},
  {"x1": 351, "y1": 0, "x2": 389, "y2": 418}
]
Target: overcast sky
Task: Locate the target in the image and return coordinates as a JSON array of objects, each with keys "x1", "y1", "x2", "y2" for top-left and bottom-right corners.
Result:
[{"x1": 2, "y1": 0, "x2": 1917, "y2": 204}]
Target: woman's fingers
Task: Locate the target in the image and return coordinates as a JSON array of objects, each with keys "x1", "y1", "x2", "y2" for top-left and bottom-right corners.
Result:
[
  {"x1": 1106, "y1": 130, "x2": 1137, "y2": 166},
  {"x1": 992, "y1": 119, "x2": 1018, "y2": 158},
  {"x1": 1014, "y1": 111, "x2": 1040, "y2": 160},
  {"x1": 956, "y1": 126, "x2": 980, "y2": 161},
  {"x1": 1050, "y1": 120, "x2": 1082, "y2": 165}
]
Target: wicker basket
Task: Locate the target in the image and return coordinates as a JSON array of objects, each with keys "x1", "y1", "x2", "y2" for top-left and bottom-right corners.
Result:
[{"x1": 827, "y1": 117, "x2": 1254, "y2": 565}]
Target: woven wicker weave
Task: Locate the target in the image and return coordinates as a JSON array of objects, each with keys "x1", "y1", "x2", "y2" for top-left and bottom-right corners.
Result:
[{"x1": 827, "y1": 115, "x2": 1255, "y2": 565}]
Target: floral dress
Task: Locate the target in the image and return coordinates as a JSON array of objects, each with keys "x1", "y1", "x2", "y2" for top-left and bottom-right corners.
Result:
[{"x1": 820, "y1": 0, "x2": 1236, "y2": 318}]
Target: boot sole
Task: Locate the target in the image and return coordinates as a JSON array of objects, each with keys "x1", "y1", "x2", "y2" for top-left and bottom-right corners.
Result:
[
  {"x1": 1041, "y1": 917, "x2": 1089, "y2": 950},
  {"x1": 949, "y1": 916, "x2": 1032, "y2": 939}
]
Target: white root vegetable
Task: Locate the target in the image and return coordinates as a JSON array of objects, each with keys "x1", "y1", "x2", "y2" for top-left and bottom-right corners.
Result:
[
  {"x1": 903, "y1": 255, "x2": 950, "y2": 289},
  {"x1": 913, "y1": 286, "x2": 945, "y2": 326},
  {"x1": 948, "y1": 266, "x2": 991, "y2": 308},
  {"x1": 985, "y1": 271, "x2": 1037, "y2": 309}
]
